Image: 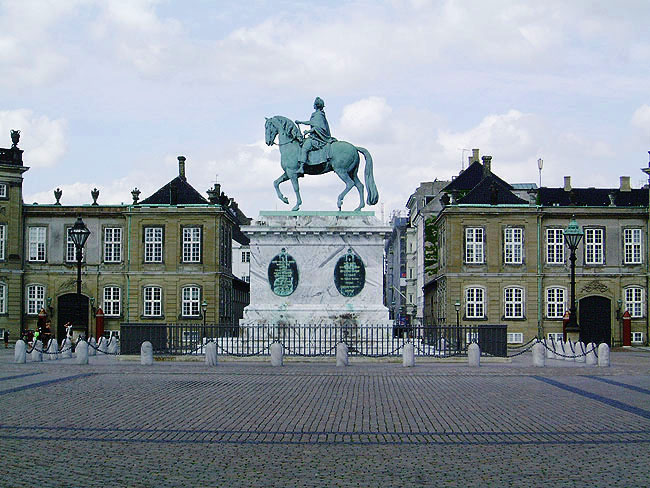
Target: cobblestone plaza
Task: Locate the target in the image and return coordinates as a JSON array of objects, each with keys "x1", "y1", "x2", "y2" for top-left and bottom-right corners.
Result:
[{"x1": 1, "y1": 349, "x2": 650, "y2": 487}]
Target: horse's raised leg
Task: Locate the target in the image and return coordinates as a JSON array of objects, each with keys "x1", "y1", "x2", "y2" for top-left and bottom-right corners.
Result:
[
  {"x1": 352, "y1": 173, "x2": 365, "y2": 211},
  {"x1": 273, "y1": 173, "x2": 290, "y2": 205},
  {"x1": 289, "y1": 174, "x2": 302, "y2": 211},
  {"x1": 334, "y1": 169, "x2": 355, "y2": 211}
]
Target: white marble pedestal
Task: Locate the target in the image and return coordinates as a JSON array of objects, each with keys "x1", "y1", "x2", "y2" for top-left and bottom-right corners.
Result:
[{"x1": 241, "y1": 211, "x2": 391, "y2": 328}]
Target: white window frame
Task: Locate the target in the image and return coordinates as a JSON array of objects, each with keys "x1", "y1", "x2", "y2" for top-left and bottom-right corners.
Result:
[
  {"x1": 26, "y1": 284, "x2": 45, "y2": 315},
  {"x1": 66, "y1": 227, "x2": 86, "y2": 263},
  {"x1": 631, "y1": 332, "x2": 643, "y2": 344},
  {"x1": 584, "y1": 228, "x2": 604, "y2": 265},
  {"x1": 465, "y1": 227, "x2": 484, "y2": 264},
  {"x1": 241, "y1": 250, "x2": 250, "y2": 263},
  {"x1": 507, "y1": 332, "x2": 524, "y2": 344},
  {"x1": 104, "y1": 227, "x2": 122, "y2": 263},
  {"x1": 0, "y1": 183, "x2": 6, "y2": 198},
  {"x1": 0, "y1": 224, "x2": 5, "y2": 261},
  {"x1": 28, "y1": 227, "x2": 46, "y2": 262},
  {"x1": 182, "y1": 227, "x2": 201, "y2": 263},
  {"x1": 144, "y1": 227, "x2": 163, "y2": 263},
  {"x1": 103, "y1": 286, "x2": 121, "y2": 317},
  {"x1": 465, "y1": 287, "x2": 485, "y2": 318},
  {"x1": 624, "y1": 286, "x2": 644, "y2": 318},
  {"x1": 547, "y1": 332, "x2": 564, "y2": 343},
  {"x1": 0, "y1": 282, "x2": 6, "y2": 314},
  {"x1": 624, "y1": 228, "x2": 642, "y2": 265},
  {"x1": 143, "y1": 286, "x2": 162, "y2": 317},
  {"x1": 181, "y1": 286, "x2": 201, "y2": 317},
  {"x1": 504, "y1": 286, "x2": 524, "y2": 318},
  {"x1": 504, "y1": 228, "x2": 523, "y2": 264},
  {"x1": 546, "y1": 228, "x2": 564, "y2": 264},
  {"x1": 546, "y1": 287, "x2": 566, "y2": 319}
]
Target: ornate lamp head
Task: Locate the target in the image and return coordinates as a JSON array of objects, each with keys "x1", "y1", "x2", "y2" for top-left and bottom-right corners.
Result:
[{"x1": 564, "y1": 215, "x2": 584, "y2": 251}]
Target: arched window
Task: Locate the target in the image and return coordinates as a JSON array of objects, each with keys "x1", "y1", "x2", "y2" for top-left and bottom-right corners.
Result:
[
  {"x1": 0, "y1": 282, "x2": 6, "y2": 314},
  {"x1": 546, "y1": 287, "x2": 566, "y2": 319},
  {"x1": 103, "y1": 286, "x2": 121, "y2": 317},
  {"x1": 504, "y1": 287, "x2": 524, "y2": 318},
  {"x1": 624, "y1": 287, "x2": 644, "y2": 318},
  {"x1": 26, "y1": 284, "x2": 45, "y2": 315},
  {"x1": 465, "y1": 287, "x2": 485, "y2": 318},
  {"x1": 143, "y1": 286, "x2": 162, "y2": 317},
  {"x1": 181, "y1": 286, "x2": 201, "y2": 317}
]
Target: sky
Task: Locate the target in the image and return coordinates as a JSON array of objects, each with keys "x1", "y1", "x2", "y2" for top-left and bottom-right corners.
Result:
[{"x1": 1, "y1": 0, "x2": 649, "y2": 221}]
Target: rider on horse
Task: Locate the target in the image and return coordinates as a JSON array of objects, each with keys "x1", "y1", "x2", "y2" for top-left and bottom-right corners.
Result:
[{"x1": 295, "y1": 97, "x2": 335, "y2": 176}]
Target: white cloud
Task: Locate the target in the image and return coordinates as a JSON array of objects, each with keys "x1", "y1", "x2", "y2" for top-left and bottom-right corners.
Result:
[
  {"x1": 631, "y1": 104, "x2": 650, "y2": 138},
  {"x1": 0, "y1": 109, "x2": 67, "y2": 167},
  {"x1": 339, "y1": 97, "x2": 393, "y2": 141}
]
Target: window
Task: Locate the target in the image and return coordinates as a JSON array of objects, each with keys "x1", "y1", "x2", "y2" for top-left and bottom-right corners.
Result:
[
  {"x1": 182, "y1": 227, "x2": 201, "y2": 263},
  {"x1": 624, "y1": 229, "x2": 642, "y2": 264},
  {"x1": 104, "y1": 227, "x2": 122, "y2": 263},
  {"x1": 546, "y1": 228, "x2": 564, "y2": 264},
  {"x1": 28, "y1": 227, "x2": 46, "y2": 262},
  {"x1": 143, "y1": 286, "x2": 162, "y2": 316},
  {"x1": 547, "y1": 332, "x2": 564, "y2": 343},
  {"x1": 144, "y1": 227, "x2": 163, "y2": 263},
  {"x1": 0, "y1": 183, "x2": 6, "y2": 198},
  {"x1": 26, "y1": 284, "x2": 45, "y2": 315},
  {"x1": 66, "y1": 227, "x2": 85, "y2": 263},
  {"x1": 504, "y1": 287, "x2": 524, "y2": 318},
  {"x1": 585, "y1": 228, "x2": 604, "y2": 264},
  {"x1": 182, "y1": 286, "x2": 201, "y2": 317},
  {"x1": 465, "y1": 228, "x2": 484, "y2": 264},
  {"x1": 507, "y1": 332, "x2": 524, "y2": 344},
  {"x1": 241, "y1": 250, "x2": 250, "y2": 263},
  {"x1": 465, "y1": 287, "x2": 485, "y2": 318},
  {"x1": 103, "y1": 287, "x2": 121, "y2": 317},
  {"x1": 504, "y1": 228, "x2": 523, "y2": 264},
  {"x1": 632, "y1": 332, "x2": 643, "y2": 343},
  {"x1": 0, "y1": 224, "x2": 5, "y2": 260},
  {"x1": 546, "y1": 287, "x2": 566, "y2": 318},
  {"x1": 0, "y1": 283, "x2": 5, "y2": 314},
  {"x1": 625, "y1": 287, "x2": 644, "y2": 318}
]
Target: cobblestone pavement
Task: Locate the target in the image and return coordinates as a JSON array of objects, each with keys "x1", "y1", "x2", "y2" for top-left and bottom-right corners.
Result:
[{"x1": 1, "y1": 347, "x2": 650, "y2": 487}]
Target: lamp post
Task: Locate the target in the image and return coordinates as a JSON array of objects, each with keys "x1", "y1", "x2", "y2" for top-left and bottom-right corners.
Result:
[
  {"x1": 68, "y1": 217, "x2": 91, "y2": 338},
  {"x1": 201, "y1": 300, "x2": 208, "y2": 342},
  {"x1": 454, "y1": 300, "x2": 461, "y2": 352},
  {"x1": 564, "y1": 216, "x2": 584, "y2": 338}
]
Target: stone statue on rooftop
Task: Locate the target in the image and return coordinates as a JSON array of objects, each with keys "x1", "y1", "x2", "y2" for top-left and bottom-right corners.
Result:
[{"x1": 265, "y1": 98, "x2": 379, "y2": 211}]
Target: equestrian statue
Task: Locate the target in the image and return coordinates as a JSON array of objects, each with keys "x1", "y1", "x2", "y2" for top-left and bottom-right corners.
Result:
[{"x1": 265, "y1": 97, "x2": 379, "y2": 211}]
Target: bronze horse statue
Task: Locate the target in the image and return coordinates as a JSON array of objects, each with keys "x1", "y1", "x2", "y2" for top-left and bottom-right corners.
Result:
[{"x1": 265, "y1": 116, "x2": 378, "y2": 211}]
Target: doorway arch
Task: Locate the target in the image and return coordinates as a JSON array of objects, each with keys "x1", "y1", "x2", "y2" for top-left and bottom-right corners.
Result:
[
  {"x1": 57, "y1": 293, "x2": 89, "y2": 340},
  {"x1": 578, "y1": 295, "x2": 611, "y2": 346}
]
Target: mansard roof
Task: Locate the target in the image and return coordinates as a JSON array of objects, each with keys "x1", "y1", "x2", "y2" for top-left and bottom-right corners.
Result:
[
  {"x1": 443, "y1": 160, "x2": 512, "y2": 193},
  {"x1": 538, "y1": 188, "x2": 648, "y2": 207},
  {"x1": 458, "y1": 176, "x2": 528, "y2": 205},
  {"x1": 140, "y1": 176, "x2": 208, "y2": 205}
]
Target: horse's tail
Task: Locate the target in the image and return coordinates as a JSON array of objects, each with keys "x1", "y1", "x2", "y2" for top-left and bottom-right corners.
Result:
[{"x1": 356, "y1": 146, "x2": 379, "y2": 205}]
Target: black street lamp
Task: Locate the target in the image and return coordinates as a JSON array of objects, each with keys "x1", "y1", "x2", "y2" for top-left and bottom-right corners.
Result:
[
  {"x1": 564, "y1": 216, "x2": 584, "y2": 336},
  {"x1": 201, "y1": 299, "x2": 208, "y2": 342},
  {"x1": 69, "y1": 217, "x2": 91, "y2": 338},
  {"x1": 454, "y1": 300, "x2": 461, "y2": 352}
]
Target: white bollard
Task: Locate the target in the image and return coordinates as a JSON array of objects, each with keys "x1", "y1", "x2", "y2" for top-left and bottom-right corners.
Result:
[
  {"x1": 468, "y1": 342, "x2": 480, "y2": 367},
  {"x1": 563, "y1": 341, "x2": 575, "y2": 362},
  {"x1": 438, "y1": 338, "x2": 447, "y2": 354},
  {"x1": 205, "y1": 342, "x2": 217, "y2": 366},
  {"x1": 545, "y1": 339, "x2": 555, "y2": 360},
  {"x1": 14, "y1": 339, "x2": 26, "y2": 364},
  {"x1": 107, "y1": 337, "x2": 118, "y2": 355},
  {"x1": 336, "y1": 343, "x2": 349, "y2": 367},
  {"x1": 575, "y1": 342, "x2": 586, "y2": 363},
  {"x1": 597, "y1": 343, "x2": 610, "y2": 367},
  {"x1": 30, "y1": 340, "x2": 43, "y2": 362},
  {"x1": 88, "y1": 337, "x2": 97, "y2": 356},
  {"x1": 402, "y1": 343, "x2": 415, "y2": 368},
  {"x1": 98, "y1": 337, "x2": 108, "y2": 355},
  {"x1": 60, "y1": 338, "x2": 72, "y2": 359},
  {"x1": 586, "y1": 342, "x2": 598, "y2": 366},
  {"x1": 141, "y1": 341, "x2": 154, "y2": 365},
  {"x1": 75, "y1": 340, "x2": 89, "y2": 365},
  {"x1": 532, "y1": 342, "x2": 546, "y2": 367},
  {"x1": 270, "y1": 343, "x2": 284, "y2": 367}
]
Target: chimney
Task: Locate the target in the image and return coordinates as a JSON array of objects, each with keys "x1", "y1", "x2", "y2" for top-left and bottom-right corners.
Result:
[
  {"x1": 178, "y1": 155, "x2": 186, "y2": 180},
  {"x1": 472, "y1": 148, "x2": 480, "y2": 163},
  {"x1": 563, "y1": 176, "x2": 571, "y2": 192},
  {"x1": 482, "y1": 155, "x2": 492, "y2": 178},
  {"x1": 620, "y1": 176, "x2": 631, "y2": 192}
]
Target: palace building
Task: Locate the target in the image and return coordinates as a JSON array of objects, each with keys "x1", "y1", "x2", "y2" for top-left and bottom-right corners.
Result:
[{"x1": 0, "y1": 134, "x2": 249, "y2": 341}]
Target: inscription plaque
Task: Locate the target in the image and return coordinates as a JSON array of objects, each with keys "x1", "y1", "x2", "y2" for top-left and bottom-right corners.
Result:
[
  {"x1": 268, "y1": 248, "x2": 299, "y2": 296},
  {"x1": 334, "y1": 248, "x2": 365, "y2": 297}
]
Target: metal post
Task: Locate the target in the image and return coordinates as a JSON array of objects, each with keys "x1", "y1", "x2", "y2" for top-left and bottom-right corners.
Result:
[
  {"x1": 76, "y1": 247, "x2": 84, "y2": 337},
  {"x1": 569, "y1": 246, "x2": 576, "y2": 329},
  {"x1": 455, "y1": 301, "x2": 461, "y2": 353}
]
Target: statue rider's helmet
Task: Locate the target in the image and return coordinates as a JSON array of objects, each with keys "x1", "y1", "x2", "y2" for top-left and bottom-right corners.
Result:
[{"x1": 314, "y1": 97, "x2": 325, "y2": 110}]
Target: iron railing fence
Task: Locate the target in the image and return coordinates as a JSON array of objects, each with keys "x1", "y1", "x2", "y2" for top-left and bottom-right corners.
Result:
[{"x1": 120, "y1": 323, "x2": 507, "y2": 357}]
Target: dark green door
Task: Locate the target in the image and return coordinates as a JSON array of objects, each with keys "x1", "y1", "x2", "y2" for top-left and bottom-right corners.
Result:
[{"x1": 579, "y1": 296, "x2": 611, "y2": 346}]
